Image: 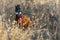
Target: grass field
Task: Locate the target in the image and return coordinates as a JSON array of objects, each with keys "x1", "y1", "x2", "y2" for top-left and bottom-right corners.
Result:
[{"x1": 0, "y1": 0, "x2": 60, "y2": 40}]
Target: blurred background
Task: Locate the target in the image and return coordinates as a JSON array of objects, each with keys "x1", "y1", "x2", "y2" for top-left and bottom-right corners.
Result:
[{"x1": 0, "y1": 0, "x2": 60, "y2": 40}]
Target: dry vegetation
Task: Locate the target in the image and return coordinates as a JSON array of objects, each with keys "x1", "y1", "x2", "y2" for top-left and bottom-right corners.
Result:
[{"x1": 0, "y1": 0, "x2": 60, "y2": 40}]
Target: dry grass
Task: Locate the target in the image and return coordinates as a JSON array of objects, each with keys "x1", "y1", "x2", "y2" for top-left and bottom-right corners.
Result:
[{"x1": 0, "y1": 0, "x2": 60, "y2": 40}]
